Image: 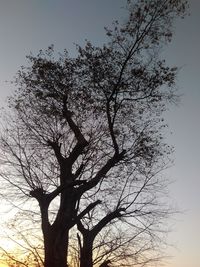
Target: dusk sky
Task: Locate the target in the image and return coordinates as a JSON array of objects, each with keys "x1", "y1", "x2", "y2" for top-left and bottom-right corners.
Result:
[{"x1": 0, "y1": 1, "x2": 199, "y2": 267}]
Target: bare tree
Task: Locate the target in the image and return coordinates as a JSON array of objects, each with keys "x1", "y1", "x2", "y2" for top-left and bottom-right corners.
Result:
[{"x1": 0, "y1": 0, "x2": 188, "y2": 267}]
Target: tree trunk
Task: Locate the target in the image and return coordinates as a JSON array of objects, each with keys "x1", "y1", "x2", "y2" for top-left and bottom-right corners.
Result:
[
  {"x1": 80, "y1": 236, "x2": 94, "y2": 267},
  {"x1": 44, "y1": 228, "x2": 69, "y2": 267}
]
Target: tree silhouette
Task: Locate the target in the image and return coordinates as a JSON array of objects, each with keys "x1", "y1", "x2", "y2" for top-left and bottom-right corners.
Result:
[{"x1": 0, "y1": 0, "x2": 188, "y2": 267}]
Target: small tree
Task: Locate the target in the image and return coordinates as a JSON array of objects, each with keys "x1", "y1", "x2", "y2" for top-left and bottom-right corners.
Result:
[
  {"x1": 0, "y1": 0, "x2": 188, "y2": 267},
  {"x1": 75, "y1": 163, "x2": 170, "y2": 267}
]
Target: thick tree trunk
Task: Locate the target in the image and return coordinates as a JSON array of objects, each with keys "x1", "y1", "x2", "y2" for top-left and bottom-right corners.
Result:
[
  {"x1": 37, "y1": 184, "x2": 78, "y2": 267},
  {"x1": 44, "y1": 228, "x2": 69, "y2": 267}
]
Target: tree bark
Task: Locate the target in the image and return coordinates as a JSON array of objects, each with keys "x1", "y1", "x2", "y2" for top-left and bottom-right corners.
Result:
[
  {"x1": 44, "y1": 227, "x2": 69, "y2": 267},
  {"x1": 36, "y1": 190, "x2": 72, "y2": 267},
  {"x1": 80, "y1": 236, "x2": 94, "y2": 267}
]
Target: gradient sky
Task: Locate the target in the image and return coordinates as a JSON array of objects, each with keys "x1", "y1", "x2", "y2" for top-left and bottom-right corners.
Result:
[{"x1": 0, "y1": 1, "x2": 199, "y2": 267}]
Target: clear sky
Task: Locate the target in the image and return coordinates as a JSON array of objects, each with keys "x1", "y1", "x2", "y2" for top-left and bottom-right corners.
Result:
[{"x1": 0, "y1": 1, "x2": 199, "y2": 267}]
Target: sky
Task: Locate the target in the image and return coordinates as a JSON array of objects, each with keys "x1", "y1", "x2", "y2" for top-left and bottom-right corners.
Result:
[{"x1": 0, "y1": 1, "x2": 199, "y2": 267}]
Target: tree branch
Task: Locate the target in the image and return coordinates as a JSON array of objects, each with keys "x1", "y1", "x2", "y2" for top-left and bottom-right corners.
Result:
[
  {"x1": 92, "y1": 208, "x2": 125, "y2": 236},
  {"x1": 73, "y1": 200, "x2": 101, "y2": 226},
  {"x1": 47, "y1": 140, "x2": 65, "y2": 165},
  {"x1": 63, "y1": 96, "x2": 88, "y2": 146},
  {"x1": 78, "y1": 150, "x2": 126, "y2": 195}
]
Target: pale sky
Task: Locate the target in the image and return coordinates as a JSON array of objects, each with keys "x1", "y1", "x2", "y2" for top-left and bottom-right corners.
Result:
[{"x1": 0, "y1": 1, "x2": 199, "y2": 267}]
